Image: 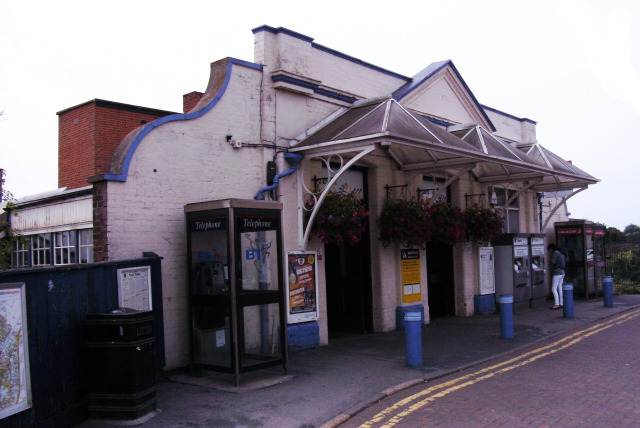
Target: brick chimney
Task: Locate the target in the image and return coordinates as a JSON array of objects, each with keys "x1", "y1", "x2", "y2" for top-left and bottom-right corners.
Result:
[
  {"x1": 183, "y1": 91, "x2": 204, "y2": 113},
  {"x1": 57, "y1": 100, "x2": 177, "y2": 190}
]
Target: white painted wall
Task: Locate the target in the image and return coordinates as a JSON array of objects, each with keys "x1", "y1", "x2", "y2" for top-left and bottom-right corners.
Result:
[
  {"x1": 101, "y1": 28, "x2": 551, "y2": 368},
  {"x1": 105, "y1": 61, "x2": 267, "y2": 368}
]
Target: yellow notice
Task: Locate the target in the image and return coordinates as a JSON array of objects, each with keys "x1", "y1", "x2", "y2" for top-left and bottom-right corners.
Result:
[{"x1": 401, "y1": 249, "x2": 421, "y2": 303}]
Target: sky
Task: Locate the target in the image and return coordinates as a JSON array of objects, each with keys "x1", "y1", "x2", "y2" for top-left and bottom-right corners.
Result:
[{"x1": 0, "y1": 0, "x2": 638, "y2": 230}]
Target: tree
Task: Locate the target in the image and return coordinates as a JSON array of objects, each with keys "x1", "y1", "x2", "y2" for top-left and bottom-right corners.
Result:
[
  {"x1": 624, "y1": 224, "x2": 640, "y2": 242},
  {"x1": 605, "y1": 226, "x2": 625, "y2": 244},
  {"x1": 1, "y1": 169, "x2": 23, "y2": 270}
]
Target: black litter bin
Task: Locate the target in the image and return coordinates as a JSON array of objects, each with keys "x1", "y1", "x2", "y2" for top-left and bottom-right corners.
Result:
[{"x1": 85, "y1": 308, "x2": 156, "y2": 420}]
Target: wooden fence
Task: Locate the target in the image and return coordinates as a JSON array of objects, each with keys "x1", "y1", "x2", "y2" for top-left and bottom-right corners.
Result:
[{"x1": 0, "y1": 254, "x2": 164, "y2": 427}]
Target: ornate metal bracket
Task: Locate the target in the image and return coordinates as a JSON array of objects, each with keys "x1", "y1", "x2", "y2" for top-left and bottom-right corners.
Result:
[{"x1": 297, "y1": 145, "x2": 376, "y2": 250}]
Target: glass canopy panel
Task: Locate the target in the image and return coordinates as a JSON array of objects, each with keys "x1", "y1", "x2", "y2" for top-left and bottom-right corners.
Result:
[{"x1": 294, "y1": 103, "x2": 381, "y2": 147}]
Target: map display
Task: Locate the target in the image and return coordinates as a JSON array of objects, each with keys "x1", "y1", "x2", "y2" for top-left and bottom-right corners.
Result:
[{"x1": 0, "y1": 283, "x2": 32, "y2": 419}]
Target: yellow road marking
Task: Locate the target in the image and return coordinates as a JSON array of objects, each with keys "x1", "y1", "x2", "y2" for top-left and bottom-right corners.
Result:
[{"x1": 360, "y1": 309, "x2": 640, "y2": 428}]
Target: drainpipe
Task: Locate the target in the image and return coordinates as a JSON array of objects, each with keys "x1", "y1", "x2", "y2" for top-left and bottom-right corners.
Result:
[
  {"x1": 254, "y1": 153, "x2": 304, "y2": 200},
  {"x1": 538, "y1": 193, "x2": 543, "y2": 233}
]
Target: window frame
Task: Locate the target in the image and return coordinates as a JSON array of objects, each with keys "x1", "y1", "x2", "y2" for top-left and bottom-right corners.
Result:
[
  {"x1": 11, "y1": 229, "x2": 93, "y2": 268},
  {"x1": 54, "y1": 230, "x2": 78, "y2": 265},
  {"x1": 30, "y1": 233, "x2": 52, "y2": 266},
  {"x1": 12, "y1": 239, "x2": 29, "y2": 268},
  {"x1": 493, "y1": 187, "x2": 520, "y2": 233}
]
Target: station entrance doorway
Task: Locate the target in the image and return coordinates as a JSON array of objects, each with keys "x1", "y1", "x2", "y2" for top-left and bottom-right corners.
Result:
[
  {"x1": 426, "y1": 241, "x2": 455, "y2": 318},
  {"x1": 322, "y1": 167, "x2": 373, "y2": 337}
]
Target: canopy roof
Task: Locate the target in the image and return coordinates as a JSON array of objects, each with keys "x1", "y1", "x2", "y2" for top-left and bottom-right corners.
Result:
[
  {"x1": 290, "y1": 98, "x2": 598, "y2": 190},
  {"x1": 526, "y1": 143, "x2": 599, "y2": 191}
]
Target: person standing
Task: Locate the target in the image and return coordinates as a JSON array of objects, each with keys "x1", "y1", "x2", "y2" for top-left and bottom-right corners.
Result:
[{"x1": 548, "y1": 243, "x2": 565, "y2": 309}]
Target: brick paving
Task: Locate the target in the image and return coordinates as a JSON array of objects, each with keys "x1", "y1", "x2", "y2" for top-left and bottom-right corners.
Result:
[{"x1": 344, "y1": 308, "x2": 640, "y2": 427}]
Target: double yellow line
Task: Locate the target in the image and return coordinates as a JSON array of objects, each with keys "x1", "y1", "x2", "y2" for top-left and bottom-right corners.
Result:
[{"x1": 360, "y1": 308, "x2": 640, "y2": 428}]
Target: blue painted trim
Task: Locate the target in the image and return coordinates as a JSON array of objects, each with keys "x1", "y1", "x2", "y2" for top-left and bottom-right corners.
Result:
[
  {"x1": 253, "y1": 25, "x2": 314, "y2": 43},
  {"x1": 253, "y1": 25, "x2": 410, "y2": 82},
  {"x1": 425, "y1": 116, "x2": 454, "y2": 128},
  {"x1": 314, "y1": 88, "x2": 357, "y2": 103},
  {"x1": 481, "y1": 104, "x2": 537, "y2": 124},
  {"x1": 474, "y1": 294, "x2": 496, "y2": 315},
  {"x1": 271, "y1": 74, "x2": 357, "y2": 103},
  {"x1": 104, "y1": 58, "x2": 262, "y2": 182},
  {"x1": 271, "y1": 74, "x2": 317, "y2": 90},
  {"x1": 287, "y1": 321, "x2": 320, "y2": 352}
]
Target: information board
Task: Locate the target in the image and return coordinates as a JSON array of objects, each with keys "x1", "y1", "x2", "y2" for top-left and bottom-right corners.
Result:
[
  {"x1": 117, "y1": 266, "x2": 152, "y2": 311},
  {"x1": 478, "y1": 247, "x2": 496, "y2": 295},
  {"x1": 401, "y1": 249, "x2": 422, "y2": 303}
]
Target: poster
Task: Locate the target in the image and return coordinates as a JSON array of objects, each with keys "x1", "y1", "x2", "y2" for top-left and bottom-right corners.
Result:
[
  {"x1": 478, "y1": 247, "x2": 496, "y2": 295},
  {"x1": 117, "y1": 266, "x2": 152, "y2": 311},
  {"x1": 286, "y1": 251, "x2": 318, "y2": 323},
  {"x1": 401, "y1": 249, "x2": 422, "y2": 303},
  {"x1": 0, "y1": 283, "x2": 32, "y2": 420}
]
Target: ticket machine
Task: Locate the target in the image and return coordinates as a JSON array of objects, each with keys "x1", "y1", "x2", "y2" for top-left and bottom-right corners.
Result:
[
  {"x1": 493, "y1": 234, "x2": 531, "y2": 311},
  {"x1": 185, "y1": 199, "x2": 287, "y2": 386},
  {"x1": 529, "y1": 234, "x2": 547, "y2": 308}
]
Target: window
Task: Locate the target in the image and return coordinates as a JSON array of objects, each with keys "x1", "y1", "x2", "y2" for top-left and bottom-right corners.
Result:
[
  {"x1": 31, "y1": 234, "x2": 51, "y2": 266},
  {"x1": 12, "y1": 239, "x2": 29, "y2": 268},
  {"x1": 10, "y1": 229, "x2": 93, "y2": 268},
  {"x1": 54, "y1": 231, "x2": 77, "y2": 265},
  {"x1": 421, "y1": 177, "x2": 449, "y2": 204},
  {"x1": 78, "y1": 229, "x2": 93, "y2": 264},
  {"x1": 493, "y1": 187, "x2": 520, "y2": 233}
]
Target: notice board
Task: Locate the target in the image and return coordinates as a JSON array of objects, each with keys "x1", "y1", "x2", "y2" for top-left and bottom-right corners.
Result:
[
  {"x1": 401, "y1": 249, "x2": 422, "y2": 303},
  {"x1": 478, "y1": 247, "x2": 496, "y2": 295}
]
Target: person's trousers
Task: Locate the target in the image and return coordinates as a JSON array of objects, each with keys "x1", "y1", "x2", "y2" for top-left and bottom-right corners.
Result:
[{"x1": 551, "y1": 274, "x2": 565, "y2": 306}]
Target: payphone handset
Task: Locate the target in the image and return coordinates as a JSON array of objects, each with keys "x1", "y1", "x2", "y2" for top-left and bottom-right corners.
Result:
[{"x1": 195, "y1": 260, "x2": 229, "y2": 294}]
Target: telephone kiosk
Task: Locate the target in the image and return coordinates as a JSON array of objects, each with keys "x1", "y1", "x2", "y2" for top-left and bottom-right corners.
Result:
[
  {"x1": 493, "y1": 234, "x2": 531, "y2": 311},
  {"x1": 529, "y1": 234, "x2": 547, "y2": 308},
  {"x1": 554, "y1": 220, "x2": 606, "y2": 298},
  {"x1": 185, "y1": 199, "x2": 287, "y2": 386}
]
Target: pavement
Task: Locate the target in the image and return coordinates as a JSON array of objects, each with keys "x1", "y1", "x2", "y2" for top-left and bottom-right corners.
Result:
[{"x1": 77, "y1": 294, "x2": 640, "y2": 428}]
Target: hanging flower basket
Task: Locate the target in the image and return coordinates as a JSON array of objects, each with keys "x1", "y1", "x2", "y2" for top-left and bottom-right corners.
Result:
[
  {"x1": 378, "y1": 198, "x2": 433, "y2": 248},
  {"x1": 464, "y1": 204, "x2": 504, "y2": 244},
  {"x1": 305, "y1": 184, "x2": 369, "y2": 246},
  {"x1": 429, "y1": 202, "x2": 466, "y2": 246}
]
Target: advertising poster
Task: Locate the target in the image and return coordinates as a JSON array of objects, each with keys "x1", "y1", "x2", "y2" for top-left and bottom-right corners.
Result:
[
  {"x1": 0, "y1": 283, "x2": 32, "y2": 420},
  {"x1": 286, "y1": 251, "x2": 318, "y2": 323},
  {"x1": 401, "y1": 249, "x2": 422, "y2": 303}
]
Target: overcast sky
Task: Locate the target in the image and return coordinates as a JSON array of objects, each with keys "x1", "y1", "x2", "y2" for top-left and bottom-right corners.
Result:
[{"x1": 1, "y1": 0, "x2": 638, "y2": 230}]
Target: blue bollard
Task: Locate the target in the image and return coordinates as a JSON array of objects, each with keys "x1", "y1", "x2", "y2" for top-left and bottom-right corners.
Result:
[
  {"x1": 404, "y1": 310, "x2": 422, "y2": 367},
  {"x1": 563, "y1": 283, "x2": 574, "y2": 318},
  {"x1": 499, "y1": 295, "x2": 514, "y2": 339},
  {"x1": 603, "y1": 276, "x2": 613, "y2": 307}
]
